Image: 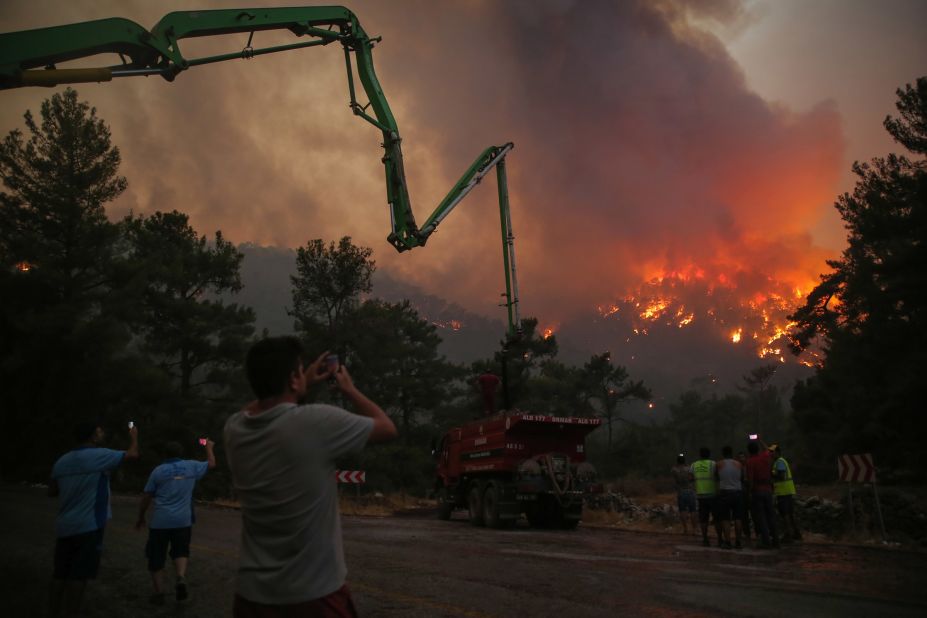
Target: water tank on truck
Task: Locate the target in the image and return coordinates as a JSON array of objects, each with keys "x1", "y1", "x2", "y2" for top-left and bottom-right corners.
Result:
[{"x1": 433, "y1": 413, "x2": 603, "y2": 529}]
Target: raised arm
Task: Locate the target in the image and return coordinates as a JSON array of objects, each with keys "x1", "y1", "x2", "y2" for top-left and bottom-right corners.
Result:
[
  {"x1": 332, "y1": 366, "x2": 397, "y2": 444},
  {"x1": 125, "y1": 425, "x2": 139, "y2": 460},
  {"x1": 205, "y1": 439, "x2": 217, "y2": 470}
]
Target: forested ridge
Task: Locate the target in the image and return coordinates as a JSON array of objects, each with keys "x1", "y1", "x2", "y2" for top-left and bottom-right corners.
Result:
[{"x1": 2, "y1": 80, "x2": 924, "y2": 496}]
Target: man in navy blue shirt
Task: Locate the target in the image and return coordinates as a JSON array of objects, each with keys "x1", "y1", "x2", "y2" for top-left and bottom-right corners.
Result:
[
  {"x1": 48, "y1": 420, "x2": 139, "y2": 617},
  {"x1": 136, "y1": 439, "x2": 216, "y2": 605}
]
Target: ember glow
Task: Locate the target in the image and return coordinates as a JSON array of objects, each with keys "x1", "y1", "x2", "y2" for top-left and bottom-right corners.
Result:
[
  {"x1": 430, "y1": 319, "x2": 463, "y2": 332},
  {"x1": 595, "y1": 265, "x2": 816, "y2": 364}
]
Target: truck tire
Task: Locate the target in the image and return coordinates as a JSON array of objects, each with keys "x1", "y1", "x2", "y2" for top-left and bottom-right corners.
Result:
[
  {"x1": 525, "y1": 502, "x2": 547, "y2": 528},
  {"x1": 437, "y1": 487, "x2": 452, "y2": 521},
  {"x1": 468, "y1": 484, "x2": 484, "y2": 526},
  {"x1": 482, "y1": 483, "x2": 503, "y2": 529}
]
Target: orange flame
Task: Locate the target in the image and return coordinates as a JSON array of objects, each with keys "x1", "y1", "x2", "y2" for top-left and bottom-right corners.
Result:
[{"x1": 597, "y1": 263, "x2": 819, "y2": 364}]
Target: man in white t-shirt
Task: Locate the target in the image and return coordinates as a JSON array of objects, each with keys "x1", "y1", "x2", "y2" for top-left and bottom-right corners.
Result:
[{"x1": 225, "y1": 336, "x2": 397, "y2": 617}]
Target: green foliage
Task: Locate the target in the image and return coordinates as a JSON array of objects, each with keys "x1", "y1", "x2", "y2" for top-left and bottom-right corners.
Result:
[
  {"x1": 290, "y1": 236, "x2": 374, "y2": 342},
  {"x1": 124, "y1": 210, "x2": 255, "y2": 397},
  {"x1": 576, "y1": 351, "x2": 651, "y2": 451},
  {"x1": 343, "y1": 299, "x2": 465, "y2": 440},
  {"x1": 668, "y1": 392, "x2": 749, "y2": 454},
  {"x1": 0, "y1": 89, "x2": 257, "y2": 487},
  {"x1": 736, "y1": 364, "x2": 785, "y2": 438},
  {"x1": 517, "y1": 360, "x2": 585, "y2": 416},
  {"x1": 788, "y1": 77, "x2": 927, "y2": 472},
  {"x1": 493, "y1": 317, "x2": 557, "y2": 407},
  {"x1": 884, "y1": 77, "x2": 927, "y2": 155},
  {"x1": 0, "y1": 88, "x2": 133, "y2": 480}
]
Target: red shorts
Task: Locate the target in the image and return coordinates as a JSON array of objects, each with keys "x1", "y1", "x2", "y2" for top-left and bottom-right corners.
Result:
[{"x1": 233, "y1": 584, "x2": 358, "y2": 618}]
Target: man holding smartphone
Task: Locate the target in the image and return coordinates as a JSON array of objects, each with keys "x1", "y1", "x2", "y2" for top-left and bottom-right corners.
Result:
[
  {"x1": 48, "y1": 421, "x2": 139, "y2": 617},
  {"x1": 136, "y1": 439, "x2": 216, "y2": 605},
  {"x1": 225, "y1": 336, "x2": 397, "y2": 617},
  {"x1": 745, "y1": 439, "x2": 779, "y2": 549}
]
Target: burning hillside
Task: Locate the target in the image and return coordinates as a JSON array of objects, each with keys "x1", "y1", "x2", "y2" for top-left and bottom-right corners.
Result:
[{"x1": 590, "y1": 265, "x2": 822, "y2": 369}]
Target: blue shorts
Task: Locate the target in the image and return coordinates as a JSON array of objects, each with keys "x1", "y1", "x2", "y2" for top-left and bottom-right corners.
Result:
[
  {"x1": 54, "y1": 528, "x2": 104, "y2": 580},
  {"x1": 677, "y1": 489, "x2": 696, "y2": 513},
  {"x1": 145, "y1": 527, "x2": 192, "y2": 571}
]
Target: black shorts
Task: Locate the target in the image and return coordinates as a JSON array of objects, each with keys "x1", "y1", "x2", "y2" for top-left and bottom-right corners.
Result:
[
  {"x1": 718, "y1": 490, "x2": 743, "y2": 521},
  {"x1": 146, "y1": 527, "x2": 192, "y2": 571},
  {"x1": 776, "y1": 494, "x2": 794, "y2": 516},
  {"x1": 54, "y1": 528, "x2": 104, "y2": 580},
  {"x1": 696, "y1": 496, "x2": 717, "y2": 524}
]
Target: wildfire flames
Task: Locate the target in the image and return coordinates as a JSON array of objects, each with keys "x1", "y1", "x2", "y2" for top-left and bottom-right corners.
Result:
[
  {"x1": 401, "y1": 263, "x2": 824, "y2": 372},
  {"x1": 430, "y1": 319, "x2": 463, "y2": 331},
  {"x1": 595, "y1": 266, "x2": 822, "y2": 368}
]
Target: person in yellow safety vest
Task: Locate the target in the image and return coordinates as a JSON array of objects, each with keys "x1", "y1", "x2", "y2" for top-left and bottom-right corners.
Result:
[
  {"x1": 771, "y1": 444, "x2": 802, "y2": 542},
  {"x1": 690, "y1": 447, "x2": 722, "y2": 547}
]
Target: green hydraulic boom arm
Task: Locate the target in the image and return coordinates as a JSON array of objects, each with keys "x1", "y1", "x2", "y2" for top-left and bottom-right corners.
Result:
[{"x1": 0, "y1": 6, "x2": 521, "y2": 338}]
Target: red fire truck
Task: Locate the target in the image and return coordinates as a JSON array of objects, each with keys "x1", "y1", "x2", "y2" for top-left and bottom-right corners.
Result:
[{"x1": 434, "y1": 413, "x2": 602, "y2": 529}]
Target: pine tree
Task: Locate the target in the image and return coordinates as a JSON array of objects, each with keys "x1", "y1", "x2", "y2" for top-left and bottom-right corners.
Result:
[
  {"x1": 788, "y1": 77, "x2": 927, "y2": 470},
  {"x1": 0, "y1": 88, "x2": 129, "y2": 478}
]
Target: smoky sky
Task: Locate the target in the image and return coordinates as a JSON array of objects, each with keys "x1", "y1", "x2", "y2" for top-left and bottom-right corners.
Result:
[{"x1": 1, "y1": 0, "x2": 911, "y2": 324}]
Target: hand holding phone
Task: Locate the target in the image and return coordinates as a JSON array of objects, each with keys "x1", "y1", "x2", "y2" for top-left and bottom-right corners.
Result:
[
  {"x1": 128, "y1": 421, "x2": 135, "y2": 429},
  {"x1": 198, "y1": 438, "x2": 208, "y2": 446},
  {"x1": 325, "y1": 354, "x2": 340, "y2": 386}
]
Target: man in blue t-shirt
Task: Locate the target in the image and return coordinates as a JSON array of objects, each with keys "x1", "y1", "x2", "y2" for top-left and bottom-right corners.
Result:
[
  {"x1": 48, "y1": 420, "x2": 140, "y2": 617},
  {"x1": 136, "y1": 439, "x2": 215, "y2": 605}
]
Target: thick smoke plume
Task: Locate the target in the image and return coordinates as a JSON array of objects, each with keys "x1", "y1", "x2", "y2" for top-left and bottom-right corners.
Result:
[{"x1": 0, "y1": 0, "x2": 844, "y2": 325}]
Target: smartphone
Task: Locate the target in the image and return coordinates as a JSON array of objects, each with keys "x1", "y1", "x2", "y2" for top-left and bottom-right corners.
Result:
[
  {"x1": 128, "y1": 421, "x2": 134, "y2": 429},
  {"x1": 326, "y1": 354, "x2": 339, "y2": 372},
  {"x1": 749, "y1": 433, "x2": 758, "y2": 440},
  {"x1": 198, "y1": 438, "x2": 208, "y2": 446}
]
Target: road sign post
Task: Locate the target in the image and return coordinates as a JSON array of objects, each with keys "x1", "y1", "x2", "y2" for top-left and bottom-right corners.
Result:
[
  {"x1": 837, "y1": 454, "x2": 885, "y2": 541},
  {"x1": 335, "y1": 470, "x2": 366, "y2": 484},
  {"x1": 336, "y1": 470, "x2": 366, "y2": 499}
]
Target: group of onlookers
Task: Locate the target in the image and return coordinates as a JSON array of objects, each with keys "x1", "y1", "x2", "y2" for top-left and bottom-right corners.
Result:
[
  {"x1": 48, "y1": 422, "x2": 216, "y2": 615},
  {"x1": 47, "y1": 335, "x2": 398, "y2": 617},
  {"x1": 671, "y1": 440, "x2": 802, "y2": 549}
]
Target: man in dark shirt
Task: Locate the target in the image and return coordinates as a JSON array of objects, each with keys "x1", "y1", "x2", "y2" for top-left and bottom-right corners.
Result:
[
  {"x1": 745, "y1": 440, "x2": 779, "y2": 549},
  {"x1": 671, "y1": 454, "x2": 697, "y2": 536}
]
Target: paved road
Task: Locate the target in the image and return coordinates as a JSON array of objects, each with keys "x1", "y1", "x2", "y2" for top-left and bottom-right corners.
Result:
[{"x1": 2, "y1": 484, "x2": 926, "y2": 617}]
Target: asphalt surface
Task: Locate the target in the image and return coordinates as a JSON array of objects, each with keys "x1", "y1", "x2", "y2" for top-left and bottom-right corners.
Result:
[{"x1": 2, "y1": 484, "x2": 926, "y2": 617}]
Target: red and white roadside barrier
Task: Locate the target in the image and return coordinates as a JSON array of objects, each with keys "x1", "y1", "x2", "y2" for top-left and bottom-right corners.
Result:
[
  {"x1": 335, "y1": 470, "x2": 366, "y2": 484},
  {"x1": 837, "y1": 453, "x2": 876, "y2": 483}
]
